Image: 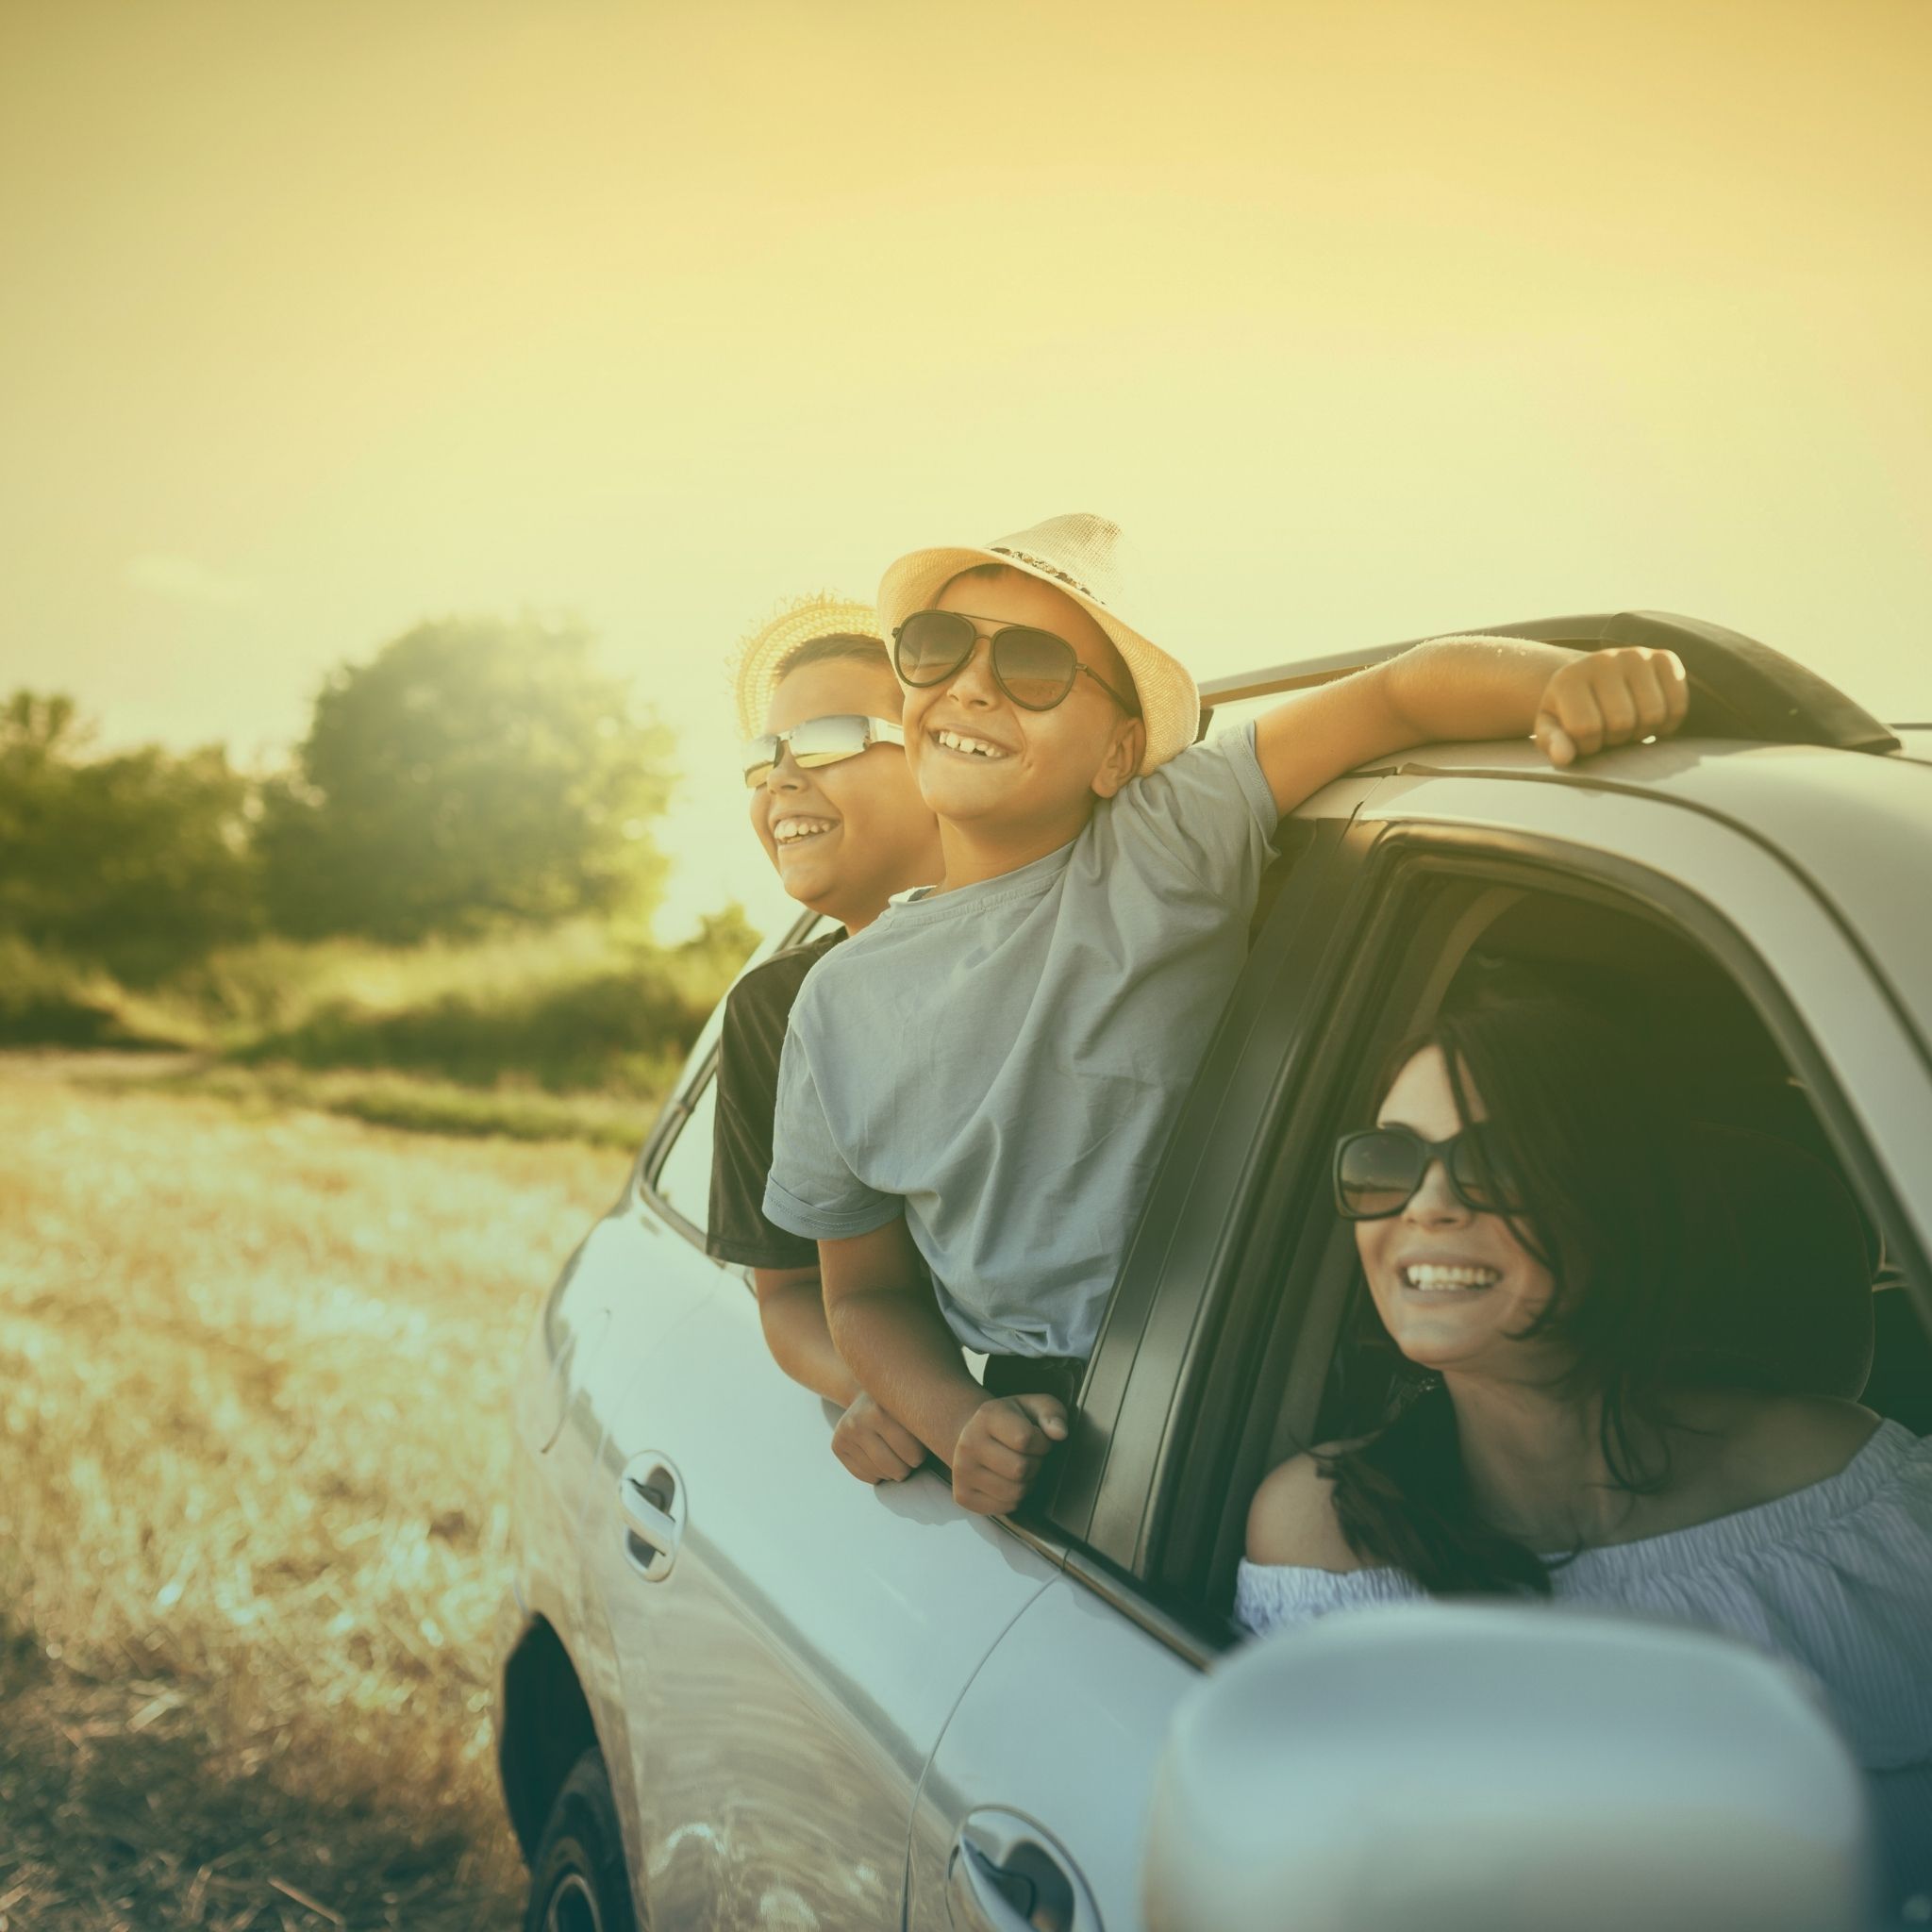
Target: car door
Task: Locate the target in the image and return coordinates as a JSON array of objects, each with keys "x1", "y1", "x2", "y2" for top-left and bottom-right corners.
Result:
[
  {"x1": 583, "y1": 955, "x2": 1062, "y2": 1931},
  {"x1": 905, "y1": 798, "x2": 1386, "y2": 1932}
]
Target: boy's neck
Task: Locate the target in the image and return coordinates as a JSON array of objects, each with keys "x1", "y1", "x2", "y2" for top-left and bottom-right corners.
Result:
[{"x1": 934, "y1": 802, "x2": 1095, "y2": 893}]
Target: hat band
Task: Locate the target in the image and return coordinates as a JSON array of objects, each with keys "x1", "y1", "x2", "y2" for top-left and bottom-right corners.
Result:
[{"x1": 987, "y1": 543, "x2": 1098, "y2": 604}]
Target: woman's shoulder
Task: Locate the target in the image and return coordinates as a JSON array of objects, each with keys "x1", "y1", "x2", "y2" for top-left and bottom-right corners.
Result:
[
  {"x1": 1679, "y1": 1390, "x2": 1883, "y2": 1508},
  {"x1": 1245, "y1": 1446, "x2": 1368, "y2": 1572}
]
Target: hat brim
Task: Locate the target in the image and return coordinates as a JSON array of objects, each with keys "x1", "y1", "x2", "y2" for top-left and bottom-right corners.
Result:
[
  {"x1": 729, "y1": 594, "x2": 884, "y2": 741},
  {"x1": 877, "y1": 546, "x2": 1198, "y2": 774}
]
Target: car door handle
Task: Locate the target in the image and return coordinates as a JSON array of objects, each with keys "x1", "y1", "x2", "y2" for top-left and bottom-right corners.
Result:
[
  {"x1": 617, "y1": 1452, "x2": 686, "y2": 1582},
  {"x1": 946, "y1": 1809, "x2": 1100, "y2": 1932}
]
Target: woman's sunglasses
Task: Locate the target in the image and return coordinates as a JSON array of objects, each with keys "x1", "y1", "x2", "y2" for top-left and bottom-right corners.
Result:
[
  {"x1": 1333, "y1": 1123, "x2": 1524, "y2": 1221},
  {"x1": 742, "y1": 713, "x2": 904, "y2": 790},
  {"x1": 891, "y1": 609, "x2": 1141, "y2": 716}
]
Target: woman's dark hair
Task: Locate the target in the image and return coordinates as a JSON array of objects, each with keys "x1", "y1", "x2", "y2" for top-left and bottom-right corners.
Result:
[
  {"x1": 775, "y1": 631, "x2": 891, "y2": 681},
  {"x1": 1321, "y1": 977, "x2": 1689, "y2": 1595}
]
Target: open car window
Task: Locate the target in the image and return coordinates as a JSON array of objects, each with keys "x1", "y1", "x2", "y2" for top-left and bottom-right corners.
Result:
[{"x1": 1151, "y1": 835, "x2": 1932, "y2": 1633}]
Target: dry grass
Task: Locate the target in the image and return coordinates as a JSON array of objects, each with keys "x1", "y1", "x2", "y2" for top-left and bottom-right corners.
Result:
[{"x1": 0, "y1": 1058, "x2": 629, "y2": 1930}]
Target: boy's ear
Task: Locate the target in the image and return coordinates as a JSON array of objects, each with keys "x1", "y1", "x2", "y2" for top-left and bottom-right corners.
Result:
[{"x1": 1090, "y1": 715, "x2": 1146, "y2": 800}]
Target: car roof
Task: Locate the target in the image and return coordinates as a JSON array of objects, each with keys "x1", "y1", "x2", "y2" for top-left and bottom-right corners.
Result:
[{"x1": 1208, "y1": 694, "x2": 1932, "y2": 1042}]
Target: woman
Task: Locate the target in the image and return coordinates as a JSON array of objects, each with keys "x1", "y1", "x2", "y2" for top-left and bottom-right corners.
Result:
[{"x1": 1240, "y1": 989, "x2": 1932, "y2": 1890}]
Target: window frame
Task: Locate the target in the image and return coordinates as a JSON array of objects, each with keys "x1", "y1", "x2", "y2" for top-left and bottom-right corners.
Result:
[{"x1": 1128, "y1": 815, "x2": 1932, "y2": 1645}]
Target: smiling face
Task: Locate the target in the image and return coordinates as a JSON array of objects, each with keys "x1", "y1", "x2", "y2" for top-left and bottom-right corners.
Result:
[
  {"x1": 1357, "y1": 1044, "x2": 1567, "y2": 1381},
  {"x1": 899, "y1": 568, "x2": 1145, "y2": 844},
  {"x1": 748, "y1": 652, "x2": 943, "y2": 930}
]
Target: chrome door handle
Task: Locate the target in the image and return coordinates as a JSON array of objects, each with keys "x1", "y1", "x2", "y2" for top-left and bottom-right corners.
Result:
[
  {"x1": 946, "y1": 1810, "x2": 1099, "y2": 1932},
  {"x1": 617, "y1": 1453, "x2": 686, "y2": 1582}
]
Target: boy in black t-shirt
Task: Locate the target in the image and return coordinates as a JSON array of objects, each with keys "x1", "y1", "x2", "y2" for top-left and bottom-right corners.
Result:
[{"x1": 707, "y1": 596, "x2": 945, "y2": 1482}]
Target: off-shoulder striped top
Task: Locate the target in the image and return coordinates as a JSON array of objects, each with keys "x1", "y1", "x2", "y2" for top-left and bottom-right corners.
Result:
[{"x1": 1236, "y1": 1420, "x2": 1932, "y2": 1893}]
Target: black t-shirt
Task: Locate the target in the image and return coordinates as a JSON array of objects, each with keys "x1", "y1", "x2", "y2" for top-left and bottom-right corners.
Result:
[{"x1": 707, "y1": 929, "x2": 844, "y2": 1270}]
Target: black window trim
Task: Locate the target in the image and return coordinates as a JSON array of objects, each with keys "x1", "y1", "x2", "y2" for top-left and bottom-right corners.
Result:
[{"x1": 1039, "y1": 813, "x2": 1386, "y2": 1570}]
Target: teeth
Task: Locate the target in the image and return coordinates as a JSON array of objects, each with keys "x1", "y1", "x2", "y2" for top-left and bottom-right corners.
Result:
[
  {"x1": 773, "y1": 817, "x2": 835, "y2": 844},
  {"x1": 935, "y1": 728, "x2": 1009, "y2": 758},
  {"x1": 1404, "y1": 1264, "x2": 1501, "y2": 1291}
]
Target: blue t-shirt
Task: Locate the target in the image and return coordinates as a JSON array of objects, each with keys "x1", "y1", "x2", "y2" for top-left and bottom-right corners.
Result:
[{"x1": 762, "y1": 723, "x2": 1279, "y2": 1358}]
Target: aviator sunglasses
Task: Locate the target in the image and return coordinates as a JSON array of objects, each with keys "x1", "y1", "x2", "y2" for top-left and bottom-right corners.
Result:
[
  {"x1": 1332, "y1": 1122, "x2": 1524, "y2": 1221},
  {"x1": 741, "y1": 714, "x2": 905, "y2": 790},
  {"x1": 892, "y1": 609, "x2": 1141, "y2": 715}
]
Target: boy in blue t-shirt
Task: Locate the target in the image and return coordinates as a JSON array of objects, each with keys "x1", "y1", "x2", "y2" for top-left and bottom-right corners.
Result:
[{"x1": 764, "y1": 513, "x2": 1688, "y2": 1514}]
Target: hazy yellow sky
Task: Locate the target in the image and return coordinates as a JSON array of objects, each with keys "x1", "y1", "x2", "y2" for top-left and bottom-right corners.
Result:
[{"x1": 4, "y1": 0, "x2": 1928, "y2": 935}]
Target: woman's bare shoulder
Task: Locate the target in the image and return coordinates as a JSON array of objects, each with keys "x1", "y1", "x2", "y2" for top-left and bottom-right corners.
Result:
[
  {"x1": 1731, "y1": 1391, "x2": 1881, "y2": 1477},
  {"x1": 1674, "y1": 1388, "x2": 1882, "y2": 1504},
  {"x1": 1245, "y1": 1447, "x2": 1367, "y2": 1572}
]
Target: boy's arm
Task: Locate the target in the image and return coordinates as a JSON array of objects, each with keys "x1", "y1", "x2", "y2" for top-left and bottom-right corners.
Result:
[
  {"x1": 750, "y1": 1265, "x2": 859, "y2": 1406},
  {"x1": 752, "y1": 1263, "x2": 925, "y2": 1483},
  {"x1": 821, "y1": 1215, "x2": 1067, "y2": 1515},
  {"x1": 1252, "y1": 637, "x2": 1689, "y2": 818}
]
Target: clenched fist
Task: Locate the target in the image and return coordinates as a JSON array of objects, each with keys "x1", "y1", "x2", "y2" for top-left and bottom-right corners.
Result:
[
  {"x1": 831, "y1": 1392, "x2": 926, "y2": 1485},
  {"x1": 1534, "y1": 646, "x2": 1689, "y2": 768},
  {"x1": 950, "y1": 1393, "x2": 1068, "y2": 1516}
]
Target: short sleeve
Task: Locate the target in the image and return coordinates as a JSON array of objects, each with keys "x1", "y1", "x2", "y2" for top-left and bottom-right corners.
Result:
[
  {"x1": 762, "y1": 1008, "x2": 903, "y2": 1241},
  {"x1": 1234, "y1": 1558, "x2": 1425, "y2": 1637},
  {"x1": 706, "y1": 972, "x2": 819, "y2": 1271},
  {"x1": 1104, "y1": 722, "x2": 1278, "y2": 912}
]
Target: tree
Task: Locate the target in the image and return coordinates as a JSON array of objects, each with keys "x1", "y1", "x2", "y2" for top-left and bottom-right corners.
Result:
[
  {"x1": 258, "y1": 615, "x2": 673, "y2": 942},
  {"x1": 0, "y1": 691, "x2": 260, "y2": 981}
]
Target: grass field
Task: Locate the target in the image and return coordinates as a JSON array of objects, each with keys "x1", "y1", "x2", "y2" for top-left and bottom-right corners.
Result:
[{"x1": 0, "y1": 1057, "x2": 631, "y2": 1931}]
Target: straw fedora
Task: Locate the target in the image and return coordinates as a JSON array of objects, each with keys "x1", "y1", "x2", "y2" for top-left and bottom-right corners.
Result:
[
  {"x1": 875, "y1": 512, "x2": 1199, "y2": 774},
  {"x1": 728, "y1": 591, "x2": 884, "y2": 741}
]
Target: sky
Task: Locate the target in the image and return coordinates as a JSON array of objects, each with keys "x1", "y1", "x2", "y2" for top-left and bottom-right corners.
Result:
[{"x1": 3, "y1": 0, "x2": 1928, "y2": 938}]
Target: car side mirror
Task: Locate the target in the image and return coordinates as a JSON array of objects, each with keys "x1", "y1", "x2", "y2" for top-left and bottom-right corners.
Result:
[{"x1": 1143, "y1": 1604, "x2": 1874, "y2": 1932}]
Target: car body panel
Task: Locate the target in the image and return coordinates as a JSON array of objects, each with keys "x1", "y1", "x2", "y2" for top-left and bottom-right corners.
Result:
[
  {"x1": 584, "y1": 1208, "x2": 1059, "y2": 1929},
  {"x1": 910, "y1": 1574, "x2": 1200, "y2": 1932}
]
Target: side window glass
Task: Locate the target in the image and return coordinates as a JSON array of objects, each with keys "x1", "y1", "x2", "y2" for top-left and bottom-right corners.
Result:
[{"x1": 650, "y1": 1070, "x2": 719, "y2": 1239}]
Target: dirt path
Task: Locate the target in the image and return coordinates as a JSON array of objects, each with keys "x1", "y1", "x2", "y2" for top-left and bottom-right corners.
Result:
[{"x1": 0, "y1": 1063, "x2": 628, "y2": 1931}]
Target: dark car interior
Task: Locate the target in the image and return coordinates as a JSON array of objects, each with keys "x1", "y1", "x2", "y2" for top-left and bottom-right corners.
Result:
[{"x1": 1307, "y1": 888, "x2": 1932, "y2": 1449}]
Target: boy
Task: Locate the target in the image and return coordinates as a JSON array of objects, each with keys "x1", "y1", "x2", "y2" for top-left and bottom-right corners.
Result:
[
  {"x1": 763, "y1": 516, "x2": 1689, "y2": 1513},
  {"x1": 708, "y1": 594, "x2": 945, "y2": 1485}
]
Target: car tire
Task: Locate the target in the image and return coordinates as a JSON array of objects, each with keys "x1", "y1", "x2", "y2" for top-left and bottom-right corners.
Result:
[{"x1": 523, "y1": 1746, "x2": 639, "y2": 1932}]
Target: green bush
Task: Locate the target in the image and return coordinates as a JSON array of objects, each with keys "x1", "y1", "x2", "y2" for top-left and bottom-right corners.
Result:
[
  {"x1": 235, "y1": 962, "x2": 705, "y2": 1096},
  {"x1": 194, "y1": 917, "x2": 752, "y2": 1095},
  {"x1": 0, "y1": 693, "x2": 259, "y2": 983},
  {"x1": 0, "y1": 938, "x2": 134, "y2": 1048},
  {"x1": 258, "y1": 617, "x2": 672, "y2": 942}
]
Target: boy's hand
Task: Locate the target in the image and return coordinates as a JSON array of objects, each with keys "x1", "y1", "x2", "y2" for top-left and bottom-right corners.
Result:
[
  {"x1": 950, "y1": 1394, "x2": 1068, "y2": 1516},
  {"x1": 831, "y1": 1392, "x2": 927, "y2": 1485},
  {"x1": 1533, "y1": 646, "x2": 1689, "y2": 769}
]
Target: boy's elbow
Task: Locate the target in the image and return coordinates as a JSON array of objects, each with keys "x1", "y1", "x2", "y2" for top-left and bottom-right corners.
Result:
[{"x1": 1377, "y1": 641, "x2": 1457, "y2": 739}]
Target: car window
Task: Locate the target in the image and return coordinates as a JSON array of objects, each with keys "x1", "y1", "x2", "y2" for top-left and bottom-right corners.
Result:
[
  {"x1": 1152, "y1": 841, "x2": 1932, "y2": 1624},
  {"x1": 649, "y1": 1067, "x2": 719, "y2": 1241}
]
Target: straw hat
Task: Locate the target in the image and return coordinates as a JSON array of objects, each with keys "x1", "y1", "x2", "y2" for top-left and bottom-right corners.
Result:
[
  {"x1": 876, "y1": 512, "x2": 1199, "y2": 774},
  {"x1": 728, "y1": 591, "x2": 884, "y2": 740}
]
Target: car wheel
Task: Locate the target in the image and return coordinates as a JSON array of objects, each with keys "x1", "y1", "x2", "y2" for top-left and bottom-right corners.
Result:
[{"x1": 524, "y1": 1746, "x2": 638, "y2": 1932}]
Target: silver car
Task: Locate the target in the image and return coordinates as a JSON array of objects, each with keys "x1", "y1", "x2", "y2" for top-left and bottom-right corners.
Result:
[{"x1": 497, "y1": 612, "x2": 1931, "y2": 1931}]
